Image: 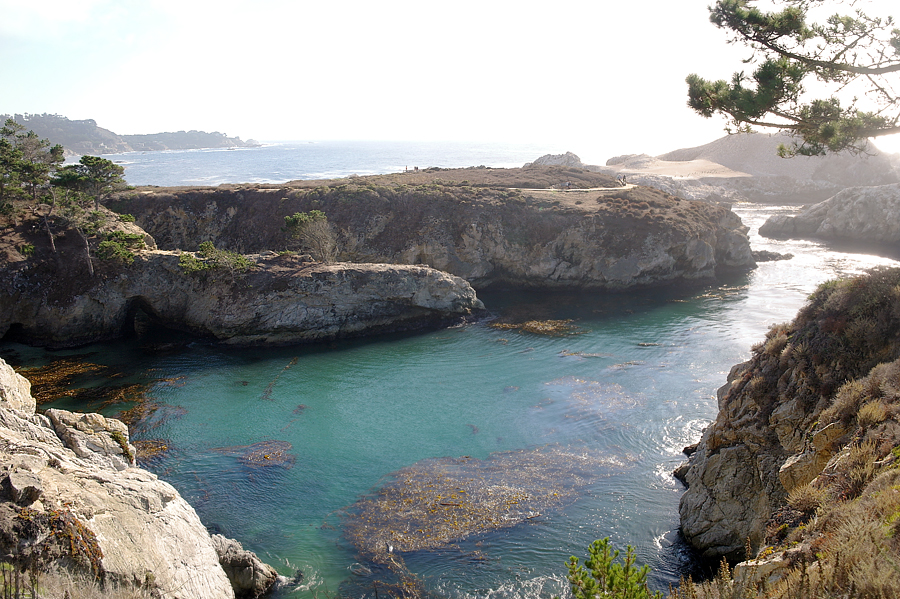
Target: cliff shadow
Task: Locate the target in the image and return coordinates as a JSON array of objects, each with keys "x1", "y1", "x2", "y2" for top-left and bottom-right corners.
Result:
[{"x1": 122, "y1": 296, "x2": 196, "y2": 352}]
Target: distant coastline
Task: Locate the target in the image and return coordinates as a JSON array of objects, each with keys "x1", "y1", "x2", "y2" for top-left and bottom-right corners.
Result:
[{"x1": 1, "y1": 113, "x2": 260, "y2": 156}]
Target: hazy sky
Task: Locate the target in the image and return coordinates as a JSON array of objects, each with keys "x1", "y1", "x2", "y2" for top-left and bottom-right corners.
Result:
[{"x1": 2, "y1": 0, "x2": 898, "y2": 163}]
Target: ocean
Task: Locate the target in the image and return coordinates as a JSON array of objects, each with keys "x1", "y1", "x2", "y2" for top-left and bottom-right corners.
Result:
[
  {"x1": 100, "y1": 140, "x2": 559, "y2": 187},
  {"x1": 6, "y1": 142, "x2": 899, "y2": 598}
]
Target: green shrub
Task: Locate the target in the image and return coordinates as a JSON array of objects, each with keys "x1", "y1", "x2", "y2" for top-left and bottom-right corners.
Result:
[
  {"x1": 106, "y1": 230, "x2": 145, "y2": 248},
  {"x1": 118, "y1": 213, "x2": 136, "y2": 222},
  {"x1": 179, "y1": 242, "x2": 253, "y2": 274},
  {"x1": 18, "y1": 244, "x2": 35, "y2": 256},
  {"x1": 96, "y1": 240, "x2": 134, "y2": 265},
  {"x1": 559, "y1": 538, "x2": 662, "y2": 599}
]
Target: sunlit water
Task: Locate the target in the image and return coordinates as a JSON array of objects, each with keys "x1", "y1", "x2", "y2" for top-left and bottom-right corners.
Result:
[
  {"x1": 5, "y1": 144, "x2": 899, "y2": 599},
  {"x1": 93, "y1": 140, "x2": 555, "y2": 187}
]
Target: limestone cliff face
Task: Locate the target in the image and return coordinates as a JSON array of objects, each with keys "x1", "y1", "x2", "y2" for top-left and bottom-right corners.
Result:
[
  {"x1": 110, "y1": 178, "x2": 754, "y2": 290},
  {"x1": 1, "y1": 250, "x2": 482, "y2": 348},
  {"x1": 0, "y1": 358, "x2": 236, "y2": 598},
  {"x1": 678, "y1": 267, "x2": 900, "y2": 560},
  {"x1": 759, "y1": 182, "x2": 900, "y2": 246}
]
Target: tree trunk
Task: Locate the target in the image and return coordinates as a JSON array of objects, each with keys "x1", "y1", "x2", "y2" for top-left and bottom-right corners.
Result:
[
  {"x1": 42, "y1": 215, "x2": 56, "y2": 253},
  {"x1": 75, "y1": 228, "x2": 94, "y2": 277}
]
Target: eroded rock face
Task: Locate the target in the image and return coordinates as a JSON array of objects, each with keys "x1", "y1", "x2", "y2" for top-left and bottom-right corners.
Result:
[
  {"x1": 1, "y1": 252, "x2": 483, "y2": 348},
  {"x1": 759, "y1": 183, "x2": 900, "y2": 245},
  {"x1": 678, "y1": 269, "x2": 900, "y2": 560},
  {"x1": 110, "y1": 182, "x2": 754, "y2": 291},
  {"x1": 0, "y1": 358, "x2": 236, "y2": 599}
]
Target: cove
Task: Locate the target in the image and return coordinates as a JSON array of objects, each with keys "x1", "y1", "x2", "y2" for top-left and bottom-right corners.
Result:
[{"x1": 3, "y1": 203, "x2": 896, "y2": 598}]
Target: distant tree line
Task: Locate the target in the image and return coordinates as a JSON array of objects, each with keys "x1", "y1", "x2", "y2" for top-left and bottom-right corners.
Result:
[{"x1": 0, "y1": 113, "x2": 259, "y2": 155}]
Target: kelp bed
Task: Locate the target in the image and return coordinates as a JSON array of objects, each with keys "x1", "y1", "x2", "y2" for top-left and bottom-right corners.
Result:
[
  {"x1": 340, "y1": 445, "x2": 621, "y2": 565},
  {"x1": 18, "y1": 356, "x2": 146, "y2": 406},
  {"x1": 211, "y1": 440, "x2": 296, "y2": 468},
  {"x1": 489, "y1": 319, "x2": 583, "y2": 336}
]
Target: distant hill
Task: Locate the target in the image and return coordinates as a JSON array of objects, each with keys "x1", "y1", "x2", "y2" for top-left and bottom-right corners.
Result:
[
  {"x1": 596, "y1": 132, "x2": 900, "y2": 204},
  {"x1": 656, "y1": 131, "x2": 898, "y2": 185},
  {"x1": 1, "y1": 113, "x2": 260, "y2": 155}
]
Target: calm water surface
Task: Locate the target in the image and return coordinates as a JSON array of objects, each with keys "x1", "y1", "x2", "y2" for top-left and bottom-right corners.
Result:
[{"x1": 4, "y1": 153, "x2": 898, "y2": 598}]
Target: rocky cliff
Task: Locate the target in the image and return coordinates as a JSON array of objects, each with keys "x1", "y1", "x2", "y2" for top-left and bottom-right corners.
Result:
[
  {"x1": 1, "y1": 247, "x2": 482, "y2": 349},
  {"x1": 678, "y1": 267, "x2": 900, "y2": 563},
  {"x1": 0, "y1": 358, "x2": 239, "y2": 598},
  {"x1": 109, "y1": 168, "x2": 754, "y2": 290},
  {"x1": 759, "y1": 182, "x2": 900, "y2": 248}
]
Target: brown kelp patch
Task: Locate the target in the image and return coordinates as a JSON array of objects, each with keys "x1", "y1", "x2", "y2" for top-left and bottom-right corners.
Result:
[
  {"x1": 340, "y1": 445, "x2": 621, "y2": 566},
  {"x1": 211, "y1": 440, "x2": 296, "y2": 469},
  {"x1": 17, "y1": 356, "x2": 145, "y2": 407},
  {"x1": 489, "y1": 319, "x2": 583, "y2": 337},
  {"x1": 133, "y1": 439, "x2": 171, "y2": 463}
]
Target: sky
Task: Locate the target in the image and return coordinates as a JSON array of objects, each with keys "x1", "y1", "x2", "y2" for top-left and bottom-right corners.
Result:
[{"x1": 2, "y1": 0, "x2": 899, "y2": 164}]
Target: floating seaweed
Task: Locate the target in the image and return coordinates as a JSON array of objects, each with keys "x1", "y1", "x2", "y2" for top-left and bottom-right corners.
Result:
[
  {"x1": 119, "y1": 402, "x2": 187, "y2": 433},
  {"x1": 558, "y1": 350, "x2": 613, "y2": 359},
  {"x1": 489, "y1": 319, "x2": 583, "y2": 337},
  {"x1": 339, "y1": 445, "x2": 620, "y2": 566},
  {"x1": 292, "y1": 404, "x2": 308, "y2": 415},
  {"x1": 211, "y1": 440, "x2": 296, "y2": 469},
  {"x1": 261, "y1": 357, "x2": 299, "y2": 401},
  {"x1": 134, "y1": 439, "x2": 171, "y2": 463},
  {"x1": 466, "y1": 424, "x2": 479, "y2": 435}
]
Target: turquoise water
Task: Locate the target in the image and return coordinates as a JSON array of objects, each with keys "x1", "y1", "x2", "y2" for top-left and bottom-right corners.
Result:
[{"x1": 3, "y1": 202, "x2": 897, "y2": 598}]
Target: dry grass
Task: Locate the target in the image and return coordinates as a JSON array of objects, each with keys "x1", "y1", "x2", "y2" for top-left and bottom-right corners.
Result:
[
  {"x1": 670, "y1": 268, "x2": 900, "y2": 599},
  {"x1": 0, "y1": 565, "x2": 154, "y2": 599}
]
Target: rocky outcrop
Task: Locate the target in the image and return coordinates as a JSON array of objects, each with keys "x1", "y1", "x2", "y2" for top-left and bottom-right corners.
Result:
[
  {"x1": 110, "y1": 177, "x2": 754, "y2": 291},
  {"x1": 524, "y1": 151, "x2": 584, "y2": 168},
  {"x1": 1, "y1": 250, "x2": 483, "y2": 348},
  {"x1": 677, "y1": 267, "x2": 900, "y2": 560},
  {"x1": 212, "y1": 534, "x2": 281, "y2": 598},
  {"x1": 759, "y1": 183, "x2": 900, "y2": 246},
  {"x1": 0, "y1": 358, "x2": 237, "y2": 598}
]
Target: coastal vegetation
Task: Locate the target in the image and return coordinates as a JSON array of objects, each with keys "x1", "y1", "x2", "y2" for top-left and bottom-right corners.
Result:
[
  {"x1": 2, "y1": 118, "x2": 129, "y2": 276},
  {"x1": 177, "y1": 240, "x2": 254, "y2": 274},
  {"x1": 282, "y1": 209, "x2": 336, "y2": 262},
  {"x1": 561, "y1": 538, "x2": 662, "y2": 599},
  {"x1": 675, "y1": 266, "x2": 900, "y2": 598},
  {"x1": 687, "y1": 0, "x2": 900, "y2": 155}
]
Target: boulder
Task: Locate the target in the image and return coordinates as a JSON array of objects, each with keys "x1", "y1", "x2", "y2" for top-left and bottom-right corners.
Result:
[
  {"x1": 760, "y1": 183, "x2": 900, "y2": 245},
  {"x1": 525, "y1": 151, "x2": 584, "y2": 168},
  {"x1": 212, "y1": 534, "x2": 281, "y2": 598}
]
